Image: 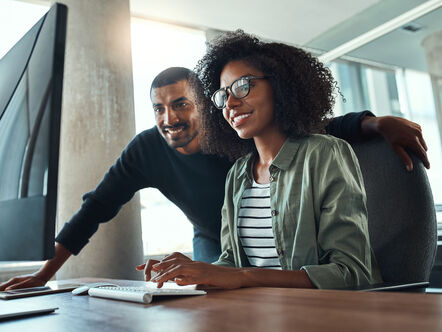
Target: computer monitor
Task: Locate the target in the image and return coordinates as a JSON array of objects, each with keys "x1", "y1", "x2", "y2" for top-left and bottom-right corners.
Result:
[{"x1": 0, "y1": 3, "x2": 67, "y2": 261}]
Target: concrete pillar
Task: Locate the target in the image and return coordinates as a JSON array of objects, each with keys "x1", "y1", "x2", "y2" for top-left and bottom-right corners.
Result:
[
  {"x1": 422, "y1": 30, "x2": 442, "y2": 148},
  {"x1": 52, "y1": 0, "x2": 144, "y2": 280}
]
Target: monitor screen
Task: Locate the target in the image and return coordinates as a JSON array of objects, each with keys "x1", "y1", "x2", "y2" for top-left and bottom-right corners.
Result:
[{"x1": 0, "y1": 3, "x2": 67, "y2": 261}]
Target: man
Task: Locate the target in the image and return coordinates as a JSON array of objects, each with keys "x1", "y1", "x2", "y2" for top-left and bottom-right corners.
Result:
[{"x1": 0, "y1": 67, "x2": 429, "y2": 290}]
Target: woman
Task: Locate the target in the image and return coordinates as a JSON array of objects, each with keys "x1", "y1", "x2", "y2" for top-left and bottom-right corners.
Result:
[{"x1": 137, "y1": 30, "x2": 382, "y2": 289}]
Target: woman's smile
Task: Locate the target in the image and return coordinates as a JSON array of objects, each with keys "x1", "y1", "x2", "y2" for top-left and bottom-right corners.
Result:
[{"x1": 230, "y1": 111, "x2": 253, "y2": 128}]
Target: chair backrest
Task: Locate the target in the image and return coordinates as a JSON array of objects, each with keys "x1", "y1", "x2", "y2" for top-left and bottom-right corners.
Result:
[{"x1": 350, "y1": 138, "x2": 437, "y2": 283}]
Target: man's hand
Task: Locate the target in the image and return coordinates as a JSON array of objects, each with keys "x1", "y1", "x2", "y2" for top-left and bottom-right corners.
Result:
[
  {"x1": 361, "y1": 115, "x2": 430, "y2": 171},
  {"x1": 136, "y1": 252, "x2": 244, "y2": 289},
  {"x1": 0, "y1": 274, "x2": 47, "y2": 291},
  {"x1": 0, "y1": 243, "x2": 71, "y2": 291}
]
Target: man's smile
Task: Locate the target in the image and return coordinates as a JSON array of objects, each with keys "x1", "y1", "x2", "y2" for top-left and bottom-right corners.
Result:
[{"x1": 162, "y1": 124, "x2": 188, "y2": 138}]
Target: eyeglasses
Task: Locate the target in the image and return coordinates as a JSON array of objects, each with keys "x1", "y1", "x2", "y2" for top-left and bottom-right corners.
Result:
[{"x1": 211, "y1": 76, "x2": 267, "y2": 110}]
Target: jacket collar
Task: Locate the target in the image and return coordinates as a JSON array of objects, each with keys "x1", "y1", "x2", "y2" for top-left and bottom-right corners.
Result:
[
  {"x1": 271, "y1": 137, "x2": 301, "y2": 171},
  {"x1": 236, "y1": 137, "x2": 302, "y2": 180}
]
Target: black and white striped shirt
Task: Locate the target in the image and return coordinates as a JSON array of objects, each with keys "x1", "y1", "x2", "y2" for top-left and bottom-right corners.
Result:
[{"x1": 238, "y1": 180, "x2": 281, "y2": 269}]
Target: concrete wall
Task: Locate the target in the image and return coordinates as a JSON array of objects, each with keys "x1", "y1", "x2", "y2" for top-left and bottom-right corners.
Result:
[{"x1": 52, "y1": 0, "x2": 144, "y2": 280}]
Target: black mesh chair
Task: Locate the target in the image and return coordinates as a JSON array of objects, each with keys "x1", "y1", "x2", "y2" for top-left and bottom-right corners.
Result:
[{"x1": 350, "y1": 138, "x2": 437, "y2": 290}]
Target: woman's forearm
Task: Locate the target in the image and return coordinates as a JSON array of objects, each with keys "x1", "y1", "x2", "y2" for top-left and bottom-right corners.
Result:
[
  {"x1": 239, "y1": 268, "x2": 316, "y2": 289},
  {"x1": 145, "y1": 252, "x2": 316, "y2": 289}
]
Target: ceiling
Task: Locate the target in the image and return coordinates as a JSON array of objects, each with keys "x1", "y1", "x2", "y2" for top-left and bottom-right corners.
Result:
[
  {"x1": 307, "y1": 0, "x2": 442, "y2": 72},
  {"x1": 130, "y1": 0, "x2": 442, "y2": 72},
  {"x1": 130, "y1": 0, "x2": 380, "y2": 46}
]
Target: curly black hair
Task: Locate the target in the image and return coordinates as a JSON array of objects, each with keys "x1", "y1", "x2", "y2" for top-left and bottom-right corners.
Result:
[{"x1": 194, "y1": 30, "x2": 336, "y2": 161}]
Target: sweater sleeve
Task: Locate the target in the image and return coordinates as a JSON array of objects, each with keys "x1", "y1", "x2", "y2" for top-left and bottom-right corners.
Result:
[
  {"x1": 326, "y1": 111, "x2": 375, "y2": 142},
  {"x1": 55, "y1": 131, "x2": 152, "y2": 255}
]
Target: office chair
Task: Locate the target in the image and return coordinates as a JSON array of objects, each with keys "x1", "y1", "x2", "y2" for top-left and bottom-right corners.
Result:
[{"x1": 350, "y1": 137, "x2": 437, "y2": 289}]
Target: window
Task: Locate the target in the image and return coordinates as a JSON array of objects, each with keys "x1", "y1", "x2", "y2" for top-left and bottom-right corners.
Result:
[
  {"x1": 329, "y1": 61, "x2": 401, "y2": 117},
  {"x1": 130, "y1": 18, "x2": 207, "y2": 256},
  {"x1": 400, "y1": 69, "x2": 442, "y2": 206},
  {"x1": 329, "y1": 61, "x2": 370, "y2": 116}
]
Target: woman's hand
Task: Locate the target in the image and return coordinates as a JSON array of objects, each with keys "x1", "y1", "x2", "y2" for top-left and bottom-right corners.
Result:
[
  {"x1": 136, "y1": 252, "x2": 244, "y2": 289},
  {"x1": 136, "y1": 258, "x2": 161, "y2": 281},
  {"x1": 361, "y1": 115, "x2": 430, "y2": 171}
]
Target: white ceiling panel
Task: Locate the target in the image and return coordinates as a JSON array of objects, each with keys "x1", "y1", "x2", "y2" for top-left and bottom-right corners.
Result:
[{"x1": 130, "y1": 0, "x2": 381, "y2": 45}]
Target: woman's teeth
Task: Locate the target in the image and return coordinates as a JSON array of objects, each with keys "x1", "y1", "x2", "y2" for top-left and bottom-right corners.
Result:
[{"x1": 233, "y1": 113, "x2": 251, "y2": 124}]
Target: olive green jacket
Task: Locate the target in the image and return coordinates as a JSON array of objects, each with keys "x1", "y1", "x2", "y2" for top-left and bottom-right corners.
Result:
[{"x1": 213, "y1": 135, "x2": 382, "y2": 289}]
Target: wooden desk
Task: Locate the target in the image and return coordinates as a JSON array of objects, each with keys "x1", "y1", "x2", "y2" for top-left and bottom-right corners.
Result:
[{"x1": 1, "y1": 278, "x2": 442, "y2": 331}]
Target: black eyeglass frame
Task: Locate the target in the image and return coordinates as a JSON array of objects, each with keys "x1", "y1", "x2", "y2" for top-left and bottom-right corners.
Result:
[{"x1": 211, "y1": 75, "x2": 268, "y2": 110}]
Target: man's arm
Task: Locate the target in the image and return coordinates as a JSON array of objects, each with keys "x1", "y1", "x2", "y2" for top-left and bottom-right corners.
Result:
[
  {"x1": 0, "y1": 130, "x2": 156, "y2": 290},
  {"x1": 327, "y1": 111, "x2": 430, "y2": 171},
  {"x1": 326, "y1": 111, "x2": 374, "y2": 142},
  {"x1": 360, "y1": 115, "x2": 429, "y2": 171},
  {"x1": 0, "y1": 243, "x2": 71, "y2": 290}
]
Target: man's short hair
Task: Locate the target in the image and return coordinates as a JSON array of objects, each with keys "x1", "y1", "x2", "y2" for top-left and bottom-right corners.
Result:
[{"x1": 150, "y1": 67, "x2": 195, "y2": 94}]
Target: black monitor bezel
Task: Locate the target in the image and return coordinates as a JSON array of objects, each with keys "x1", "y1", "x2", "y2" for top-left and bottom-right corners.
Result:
[{"x1": 0, "y1": 3, "x2": 67, "y2": 261}]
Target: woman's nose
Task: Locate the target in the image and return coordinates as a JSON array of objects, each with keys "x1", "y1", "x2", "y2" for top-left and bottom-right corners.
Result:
[{"x1": 225, "y1": 91, "x2": 242, "y2": 110}]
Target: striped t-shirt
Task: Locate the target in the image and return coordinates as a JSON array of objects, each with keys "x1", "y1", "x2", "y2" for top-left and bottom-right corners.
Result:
[{"x1": 238, "y1": 180, "x2": 281, "y2": 269}]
